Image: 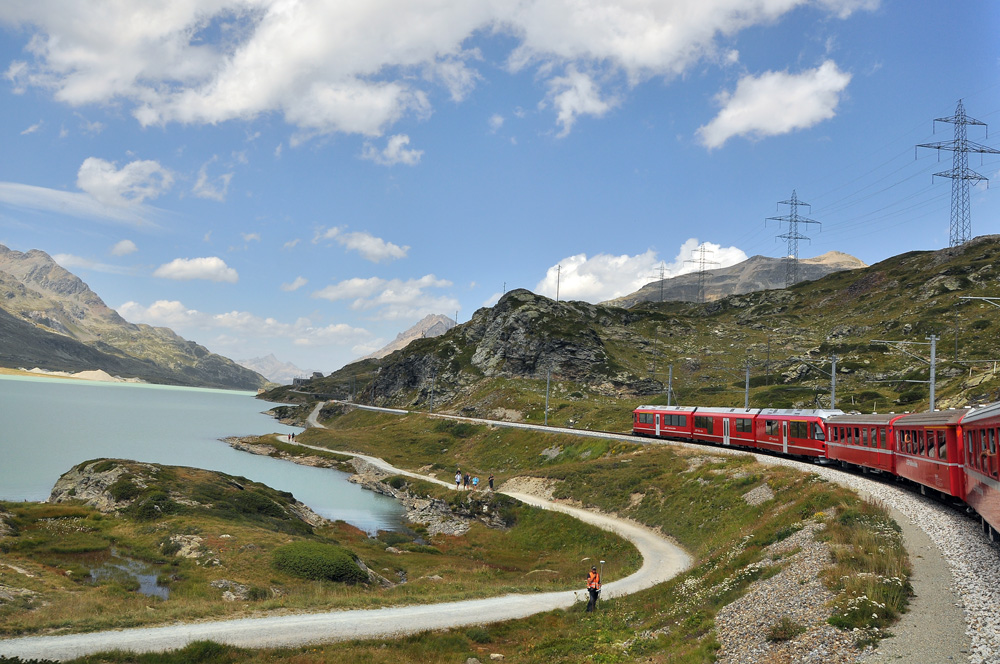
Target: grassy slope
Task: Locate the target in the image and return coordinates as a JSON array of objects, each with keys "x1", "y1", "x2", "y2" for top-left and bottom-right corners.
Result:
[
  {"x1": 86, "y1": 409, "x2": 906, "y2": 664},
  {"x1": 0, "y1": 459, "x2": 637, "y2": 637}
]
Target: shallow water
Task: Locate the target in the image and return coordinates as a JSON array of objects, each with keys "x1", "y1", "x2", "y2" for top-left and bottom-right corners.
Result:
[{"x1": 0, "y1": 375, "x2": 404, "y2": 532}]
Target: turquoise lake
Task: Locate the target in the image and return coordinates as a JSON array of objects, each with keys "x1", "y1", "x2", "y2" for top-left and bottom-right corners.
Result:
[{"x1": 0, "y1": 374, "x2": 403, "y2": 532}]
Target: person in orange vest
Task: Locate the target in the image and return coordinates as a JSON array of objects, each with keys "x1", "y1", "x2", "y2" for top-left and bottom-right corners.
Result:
[{"x1": 586, "y1": 565, "x2": 601, "y2": 612}]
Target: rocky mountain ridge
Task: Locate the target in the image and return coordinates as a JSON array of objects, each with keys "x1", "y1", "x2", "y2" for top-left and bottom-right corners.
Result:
[
  {"x1": 605, "y1": 250, "x2": 866, "y2": 307},
  {"x1": 0, "y1": 244, "x2": 266, "y2": 390},
  {"x1": 360, "y1": 313, "x2": 456, "y2": 361},
  {"x1": 268, "y1": 236, "x2": 1000, "y2": 418}
]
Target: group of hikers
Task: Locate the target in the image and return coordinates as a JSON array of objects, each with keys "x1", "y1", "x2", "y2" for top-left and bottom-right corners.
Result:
[{"x1": 454, "y1": 469, "x2": 493, "y2": 491}]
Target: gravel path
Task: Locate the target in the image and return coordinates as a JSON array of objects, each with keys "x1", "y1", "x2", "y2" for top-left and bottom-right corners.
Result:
[{"x1": 0, "y1": 461, "x2": 690, "y2": 661}]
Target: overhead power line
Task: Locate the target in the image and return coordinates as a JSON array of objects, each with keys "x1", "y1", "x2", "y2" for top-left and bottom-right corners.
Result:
[{"x1": 684, "y1": 244, "x2": 720, "y2": 303}]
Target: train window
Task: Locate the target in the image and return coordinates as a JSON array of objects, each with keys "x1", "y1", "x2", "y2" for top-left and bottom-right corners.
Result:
[
  {"x1": 918, "y1": 430, "x2": 926, "y2": 455},
  {"x1": 990, "y1": 429, "x2": 997, "y2": 454},
  {"x1": 814, "y1": 423, "x2": 825, "y2": 441},
  {"x1": 927, "y1": 432, "x2": 936, "y2": 458},
  {"x1": 880, "y1": 428, "x2": 888, "y2": 449},
  {"x1": 937, "y1": 431, "x2": 947, "y2": 460},
  {"x1": 765, "y1": 420, "x2": 779, "y2": 436},
  {"x1": 694, "y1": 416, "x2": 714, "y2": 433},
  {"x1": 735, "y1": 418, "x2": 752, "y2": 433},
  {"x1": 789, "y1": 421, "x2": 809, "y2": 439},
  {"x1": 861, "y1": 428, "x2": 869, "y2": 447}
]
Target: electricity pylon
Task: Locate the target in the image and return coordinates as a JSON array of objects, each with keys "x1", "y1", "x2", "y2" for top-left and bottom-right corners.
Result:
[
  {"x1": 917, "y1": 99, "x2": 999, "y2": 247},
  {"x1": 766, "y1": 190, "x2": 821, "y2": 287},
  {"x1": 684, "y1": 244, "x2": 720, "y2": 303}
]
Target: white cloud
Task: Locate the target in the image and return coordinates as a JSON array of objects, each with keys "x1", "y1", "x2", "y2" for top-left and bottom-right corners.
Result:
[
  {"x1": 0, "y1": 1, "x2": 877, "y2": 141},
  {"x1": 0, "y1": 181, "x2": 159, "y2": 226},
  {"x1": 535, "y1": 239, "x2": 748, "y2": 302},
  {"x1": 117, "y1": 299, "x2": 371, "y2": 348},
  {"x1": 110, "y1": 239, "x2": 137, "y2": 256},
  {"x1": 20, "y1": 120, "x2": 42, "y2": 135},
  {"x1": 76, "y1": 157, "x2": 173, "y2": 207},
  {"x1": 314, "y1": 226, "x2": 409, "y2": 263},
  {"x1": 52, "y1": 253, "x2": 130, "y2": 275},
  {"x1": 697, "y1": 60, "x2": 852, "y2": 149},
  {"x1": 192, "y1": 158, "x2": 233, "y2": 202},
  {"x1": 312, "y1": 274, "x2": 457, "y2": 320},
  {"x1": 361, "y1": 134, "x2": 423, "y2": 166},
  {"x1": 488, "y1": 114, "x2": 504, "y2": 132},
  {"x1": 281, "y1": 276, "x2": 308, "y2": 292},
  {"x1": 241, "y1": 232, "x2": 260, "y2": 242},
  {"x1": 283, "y1": 238, "x2": 300, "y2": 249},
  {"x1": 546, "y1": 67, "x2": 617, "y2": 137},
  {"x1": 153, "y1": 256, "x2": 238, "y2": 283}
]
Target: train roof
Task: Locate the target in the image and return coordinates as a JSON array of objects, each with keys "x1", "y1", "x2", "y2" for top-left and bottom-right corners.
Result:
[
  {"x1": 893, "y1": 409, "x2": 967, "y2": 426},
  {"x1": 757, "y1": 408, "x2": 844, "y2": 418},
  {"x1": 960, "y1": 401, "x2": 1000, "y2": 424},
  {"x1": 634, "y1": 405, "x2": 697, "y2": 412},
  {"x1": 689, "y1": 407, "x2": 762, "y2": 415},
  {"x1": 826, "y1": 413, "x2": 903, "y2": 425}
]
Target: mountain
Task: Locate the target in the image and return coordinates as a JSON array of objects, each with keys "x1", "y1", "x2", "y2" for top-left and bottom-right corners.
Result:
[
  {"x1": 604, "y1": 251, "x2": 866, "y2": 307},
  {"x1": 360, "y1": 314, "x2": 456, "y2": 361},
  {"x1": 0, "y1": 245, "x2": 267, "y2": 390},
  {"x1": 238, "y1": 354, "x2": 312, "y2": 384},
  {"x1": 266, "y1": 237, "x2": 1000, "y2": 418}
]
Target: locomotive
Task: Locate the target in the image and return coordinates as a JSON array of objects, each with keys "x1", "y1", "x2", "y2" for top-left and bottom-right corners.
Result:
[{"x1": 632, "y1": 402, "x2": 1000, "y2": 538}]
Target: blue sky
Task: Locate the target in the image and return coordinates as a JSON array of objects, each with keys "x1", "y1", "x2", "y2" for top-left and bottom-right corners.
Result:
[{"x1": 0, "y1": 0, "x2": 998, "y2": 374}]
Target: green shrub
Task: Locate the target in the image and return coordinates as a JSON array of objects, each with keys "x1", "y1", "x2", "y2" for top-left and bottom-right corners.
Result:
[
  {"x1": 108, "y1": 479, "x2": 141, "y2": 502},
  {"x1": 386, "y1": 476, "x2": 406, "y2": 490},
  {"x1": 232, "y1": 491, "x2": 285, "y2": 518},
  {"x1": 246, "y1": 586, "x2": 270, "y2": 601},
  {"x1": 766, "y1": 616, "x2": 805, "y2": 642},
  {"x1": 271, "y1": 542, "x2": 366, "y2": 584},
  {"x1": 130, "y1": 491, "x2": 178, "y2": 521},
  {"x1": 91, "y1": 460, "x2": 119, "y2": 473}
]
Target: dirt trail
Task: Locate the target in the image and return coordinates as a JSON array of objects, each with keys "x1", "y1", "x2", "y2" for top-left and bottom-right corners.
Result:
[{"x1": 0, "y1": 454, "x2": 690, "y2": 661}]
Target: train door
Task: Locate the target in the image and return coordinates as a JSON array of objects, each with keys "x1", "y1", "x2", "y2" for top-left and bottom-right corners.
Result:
[
  {"x1": 655, "y1": 414, "x2": 661, "y2": 437},
  {"x1": 723, "y1": 418, "x2": 731, "y2": 446},
  {"x1": 782, "y1": 421, "x2": 789, "y2": 454}
]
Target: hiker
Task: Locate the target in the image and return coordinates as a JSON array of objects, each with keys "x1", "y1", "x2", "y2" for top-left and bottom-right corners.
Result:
[
  {"x1": 586, "y1": 565, "x2": 601, "y2": 612},
  {"x1": 488, "y1": 473, "x2": 494, "y2": 490},
  {"x1": 472, "y1": 476, "x2": 479, "y2": 490},
  {"x1": 463, "y1": 473, "x2": 470, "y2": 489},
  {"x1": 455, "y1": 470, "x2": 462, "y2": 490}
]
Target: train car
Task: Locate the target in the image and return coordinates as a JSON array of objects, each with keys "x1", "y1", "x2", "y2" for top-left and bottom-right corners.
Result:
[
  {"x1": 892, "y1": 410, "x2": 966, "y2": 499},
  {"x1": 826, "y1": 413, "x2": 902, "y2": 474},
  {"x1": 632, "y1": 405, "x2": 697, "y2": 440},
  {"x1": 754, "y1": 408, "x2": 843, "y2": 457},
  {"x1": 958, "y1": 402, "x2": 1000, "y2": 535},
  {"x1": 688, "y1": 407, "x2": 761, "y2": 449}
]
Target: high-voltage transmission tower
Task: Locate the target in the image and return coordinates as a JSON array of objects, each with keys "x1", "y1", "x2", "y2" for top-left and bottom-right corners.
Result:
[
  {"x1": 684, "y1": 244, "x2": 720, "y2": 303},
  {"x1": 917, "y1": 99, "x2": 999, "y2": 247},
  {"x1": 766, "y1": 190, "x2": 821, "y2": 287}
]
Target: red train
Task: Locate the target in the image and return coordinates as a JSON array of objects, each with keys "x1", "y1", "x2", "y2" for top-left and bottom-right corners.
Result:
[{"x1": 632, "y1": 402, "x2": 1000, "y2": 539}]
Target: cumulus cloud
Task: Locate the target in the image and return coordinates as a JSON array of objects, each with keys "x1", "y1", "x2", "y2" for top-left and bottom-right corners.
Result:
[
  {"x1": 110, "y1": 239, "x2": 137, "y2": 256},
  {"x1": 152, "y1": 256, "x2": 238, "y2": 283},
  {"x1": 314, "y1": 226, "x2": 409, "y2": 263},
  {"x1": 0, "y1": 1, "x2": 877, "y2": 140},
  {"x1": 361, "y1": 134, "x2": 423, "y2": 166},
  {"x1": 76, "y1": 157, "x2": 173, "y2": 207},
  {"x1": 536, "y1": 239, "x2": 747, "y2": 302},
  {"x1": 312, "y1": 274, "x2": 457, "y2": 320},
  {"x1": 117, "y1": 299, "x2": 371, "y2": 348},
  {"x1": 281, "y1": 276, "x2": 308, "y2": 292},
  {"x1": 697, "y1": 60, "x2": 852, "y2": 149}
]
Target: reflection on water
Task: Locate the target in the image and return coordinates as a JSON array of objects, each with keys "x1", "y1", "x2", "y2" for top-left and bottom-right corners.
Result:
[{"x1": 88, "y1": 549, "x2": 169, "y2": 600}]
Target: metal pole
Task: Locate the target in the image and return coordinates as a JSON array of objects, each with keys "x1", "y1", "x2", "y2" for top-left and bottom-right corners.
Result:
[
  {"x1": 744, "y1": 359, "x2": 750, "y2": 409},
  {"x1": 830, "y1": 354, "x2": 837, "y2": 410},
  {"x1": 927, "y1": 335, "x2": 937, "y2": 411},
  {"x1": 545, "y1": 365, "x2": 551, "y2": 426},
  {"x1": 667, "y1": 365, "x2": 673, "y2": 407}
]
